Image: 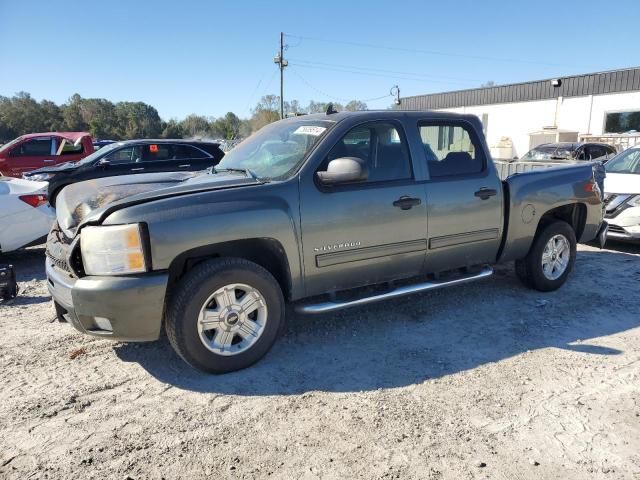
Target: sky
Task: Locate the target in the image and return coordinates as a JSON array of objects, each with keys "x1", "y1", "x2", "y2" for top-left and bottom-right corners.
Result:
[{"x1": 1, "y1": 0, "x2": 639, "y2": 120}]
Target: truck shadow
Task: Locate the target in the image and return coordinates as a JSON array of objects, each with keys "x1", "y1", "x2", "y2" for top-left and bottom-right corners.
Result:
[{"x1": 115, "y1": 247, "x2": 640, "y2": 395}]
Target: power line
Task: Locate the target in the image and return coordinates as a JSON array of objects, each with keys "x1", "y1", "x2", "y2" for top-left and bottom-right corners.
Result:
[
  {"x1": 289, "y1": 68, "x2": 392, "y2": 104},
  {"x1": 288, "y1": 57, "x2": 481, "y2": 83},
  {"x1": 284, "y1": 33, "x2": 593, "y2": 69},
  {"x1": 288, "y1": 62, "x2": 472, "y2": 86}
]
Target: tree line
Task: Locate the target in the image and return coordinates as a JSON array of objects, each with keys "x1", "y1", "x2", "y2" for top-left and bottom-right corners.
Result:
[{"x1": 0, "y1": 92, "x2": 368, "y2": 143}]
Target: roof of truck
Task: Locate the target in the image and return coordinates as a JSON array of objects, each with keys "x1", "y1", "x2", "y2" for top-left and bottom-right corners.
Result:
[
  {"x1": 18, "y1": 132, "x2": 91, "y2": 141},
  {"x1": 282, "y1": 109, "x2": 483, "y2": 123}
]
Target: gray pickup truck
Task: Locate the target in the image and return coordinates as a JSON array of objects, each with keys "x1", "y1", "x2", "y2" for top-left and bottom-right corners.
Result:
[{"x1": 46, "y1": 111, "x2": 607, "y2": 373}]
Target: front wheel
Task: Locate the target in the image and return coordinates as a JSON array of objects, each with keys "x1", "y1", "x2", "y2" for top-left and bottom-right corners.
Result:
[
  {"x1": 515, "y1": 220, "x2": 577, "y2": 292},
  {"x1": 165, "y1": 258, "x2": 284, "y2": 373}
]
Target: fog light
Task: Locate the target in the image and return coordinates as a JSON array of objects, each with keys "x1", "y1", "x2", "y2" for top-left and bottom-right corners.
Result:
[{"x1": 93, "y1": 316, "x2": 113, "y2": 332}]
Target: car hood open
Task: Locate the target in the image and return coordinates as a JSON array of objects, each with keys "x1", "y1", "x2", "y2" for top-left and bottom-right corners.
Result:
[{"x1": 56, "y1": 170, "x2": 263, "y2": 237}]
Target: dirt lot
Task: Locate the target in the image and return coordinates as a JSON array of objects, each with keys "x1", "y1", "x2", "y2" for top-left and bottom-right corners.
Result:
[{"x1": 1, "y1": 242, "x2": 639, "y2": 480}]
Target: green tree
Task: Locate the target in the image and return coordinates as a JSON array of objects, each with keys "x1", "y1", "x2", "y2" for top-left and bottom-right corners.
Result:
[
  {"x1": 62, "y1": 93, "x2": 88, "y2": 131},
  {"x1": 180, "y1": 114, "x2": 212, "y2": 138},
  {"x1": 212, "y1": 112, "x2": 242, "y2": 140},
  {"x1": 161, "y1": 119, "x2": 184, "y2": 138},
  {"x1": 249, "y1": 95, "x2": 281, "y2": 132},
  {"x1": 114, "y1": 102, "x2": 162, "y2": 138},
  {"x1": 345, "y1": 100, "x2": 368, "y2": 111}
]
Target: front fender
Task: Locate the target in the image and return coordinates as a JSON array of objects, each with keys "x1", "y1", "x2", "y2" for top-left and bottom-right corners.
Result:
[{"x1": 101, "y1": 185, "x2": 304, "y2": 299}]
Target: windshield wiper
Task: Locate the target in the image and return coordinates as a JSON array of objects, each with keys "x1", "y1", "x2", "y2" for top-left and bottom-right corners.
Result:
[{"x1": 213, "y1": 167, "x2": 262, "y2": 181}]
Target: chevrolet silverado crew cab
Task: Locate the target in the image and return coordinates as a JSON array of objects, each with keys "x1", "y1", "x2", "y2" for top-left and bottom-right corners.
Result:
[{"x1": 45, "y1": 111, "x2": 607, "y2": 373}]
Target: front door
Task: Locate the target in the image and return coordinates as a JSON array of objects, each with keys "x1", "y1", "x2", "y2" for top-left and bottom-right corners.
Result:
[
  {"x1": 100, "y1": 145, "x2": 145, "y2": 177},
  {"x1": 300, "y1": 121, "x2": 428, "y2": 296},
  {"x1": 417, "y1": 120, "x2": 503, "y2": 273},
  {"x1": 6, "y1": 136, "x2": 55, "y2": 176}
]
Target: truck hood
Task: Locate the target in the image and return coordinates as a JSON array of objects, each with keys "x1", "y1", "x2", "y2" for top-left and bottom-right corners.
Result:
[
  {"x1": 604, "y1": 172, "x2": 640, "y2": 195},
  {"x1": 56, "y1": 170, "x2": 263, "y2": 237}
]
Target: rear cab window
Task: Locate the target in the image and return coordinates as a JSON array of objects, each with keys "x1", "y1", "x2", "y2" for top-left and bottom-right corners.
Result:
[
  {"x1": 56, "y1": 137, "x2": 84, "y2": 156},
  {"x1": 418, "y1": 122, "x2": 485, "y2": 177}
]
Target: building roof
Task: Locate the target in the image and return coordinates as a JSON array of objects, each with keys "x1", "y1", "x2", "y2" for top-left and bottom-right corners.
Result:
[{"x1": 398, "y1": 66, "x2": 640, "y2": 111}]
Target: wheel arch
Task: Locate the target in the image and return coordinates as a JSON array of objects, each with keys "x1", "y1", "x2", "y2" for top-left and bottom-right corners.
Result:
[
  {"x1": 535, "y1": 202, "x2": 587, "y2": 241},
  {"x1": 167, "y1": 238, "x2": 293, "y2": 300}
]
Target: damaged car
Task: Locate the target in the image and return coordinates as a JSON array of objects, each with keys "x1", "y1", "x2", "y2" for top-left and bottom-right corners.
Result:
[
  {"x1": 603, "y1": 146, "x2": 640, "y2": 242},
  {"x1": 45, "y1": 111, "x2": 606, "y2": 373}
]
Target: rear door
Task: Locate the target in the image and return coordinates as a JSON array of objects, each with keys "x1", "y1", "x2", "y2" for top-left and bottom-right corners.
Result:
[
  {"x1": 418, "y1": 120, "x2": 503, "y2": 273},
  {"x1": 172, "y1": 144, "x2": 216, "y2": 171},
  {"x1": 299, "y1": 120, "x2": 428, "y2": 296},
  {"x1": 6, "y1": 137, "x2": 55, "y2": 176}
]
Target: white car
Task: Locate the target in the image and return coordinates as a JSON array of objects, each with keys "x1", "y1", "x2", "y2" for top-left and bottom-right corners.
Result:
[
  {"x1": 0, "y1": 175, "x2": 55, "y2": 253},
  {"x1": 603, "y1": 147, "x2": 640, "y2": 242}
]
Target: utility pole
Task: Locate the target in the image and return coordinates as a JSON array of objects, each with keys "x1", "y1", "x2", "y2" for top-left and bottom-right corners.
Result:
[{"x1": 273, "y1": 32, "x2": 288, "y2": 119}]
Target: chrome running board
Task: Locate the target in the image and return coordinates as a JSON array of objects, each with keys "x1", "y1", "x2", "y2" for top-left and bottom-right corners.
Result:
[{"x1": 296, "y1": 266, "x2": 493, "y2": 314}]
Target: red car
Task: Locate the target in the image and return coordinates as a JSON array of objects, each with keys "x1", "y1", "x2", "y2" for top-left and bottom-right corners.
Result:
[{"x1": 0, "y1": 132, "x2": 94, "y2": 177}]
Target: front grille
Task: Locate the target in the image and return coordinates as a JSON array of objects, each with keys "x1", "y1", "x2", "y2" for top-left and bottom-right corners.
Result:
[
  {"x1": 608, "y1": 225, "x2": 626, "y2": 234},
  {"x1": 46, "y1": 223, "x2": 73, "y2": 273}
]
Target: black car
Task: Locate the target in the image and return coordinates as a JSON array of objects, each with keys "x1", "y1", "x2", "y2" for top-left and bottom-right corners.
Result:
[
  {"x1": 25, "y1": 139, "x2": 225, "y2": 206},
  {"x1": 520, "y1": 142, "x2": 617, "y2": 163}
]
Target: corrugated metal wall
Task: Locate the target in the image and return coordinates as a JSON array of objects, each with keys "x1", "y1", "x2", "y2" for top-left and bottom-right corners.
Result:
[{"x1": 399, "y1": 67, "x2": 640, "y2": 110}]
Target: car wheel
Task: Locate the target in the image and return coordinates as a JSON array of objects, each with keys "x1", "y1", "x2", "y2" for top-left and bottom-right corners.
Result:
[
  {"x1": 165, "y1": 257, "x2": 284, "y2": 373},
  {"x1": 515, "y1": 220, "x2": 576, "y2": 292}
]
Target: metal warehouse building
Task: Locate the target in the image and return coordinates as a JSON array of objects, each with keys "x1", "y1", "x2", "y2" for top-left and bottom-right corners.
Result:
[{"x1": 398, "y1": 66, "x2": 640, "y2": 159}]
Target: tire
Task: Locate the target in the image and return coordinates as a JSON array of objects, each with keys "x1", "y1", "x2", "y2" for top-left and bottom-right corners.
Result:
[
  {"x1": 165, "y1": 257, "x2": 284, "y2": 373},
  {"x1": 49, "y1": 187, "x2": 64, "y2": 208},
  {"x1": 515, "y1": 220, "x2": 577, "y2": 292}
]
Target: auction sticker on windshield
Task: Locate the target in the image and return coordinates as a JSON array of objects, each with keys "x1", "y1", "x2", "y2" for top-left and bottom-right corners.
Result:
[{"x1": 293, "y1": 126, "x2": 326, "y2": 136}]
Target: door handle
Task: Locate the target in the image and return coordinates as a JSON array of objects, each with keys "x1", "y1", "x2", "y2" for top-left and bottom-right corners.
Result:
[
  {"x1": 178, "y1": 164, "x2": 191, "y2": 168},
  {"x1": 474, "y1": 188, "x2": 497, "y2": 200},
  {"x1": 393, "y1": 196, "x2": 422, "y2": 210},
  {"x1": 131, "y1": 167, "x2": 144, "y2": 172},
  {"x1": 43, "y1": 159, "x2": 55, "y2": 163}
]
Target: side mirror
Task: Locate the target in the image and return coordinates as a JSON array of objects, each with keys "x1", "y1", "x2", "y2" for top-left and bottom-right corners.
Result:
[{"x1": 316, "y1": 157, "x2": 367, "y2": 185}]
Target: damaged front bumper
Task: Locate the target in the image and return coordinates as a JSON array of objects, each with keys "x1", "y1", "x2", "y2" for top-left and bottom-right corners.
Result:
[{"x1": 46, "y1": 258, "x2": 168, "y2": 341}]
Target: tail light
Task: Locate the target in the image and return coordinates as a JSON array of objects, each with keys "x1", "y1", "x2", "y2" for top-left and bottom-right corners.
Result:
[
  {"x1": 19, "y1": 194, "x2": 48, "y2": 208},
  {"x1": 583, "y1": 179, "x2": 597, "y2": 192}
]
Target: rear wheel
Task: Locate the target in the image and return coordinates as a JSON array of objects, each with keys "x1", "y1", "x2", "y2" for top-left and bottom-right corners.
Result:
[
  {"x1": 165, "y1": 257, "x2": 284, "y2": 373},
  {"x1": 515, "y1": 220, "x2": 576, "y2": 292}
]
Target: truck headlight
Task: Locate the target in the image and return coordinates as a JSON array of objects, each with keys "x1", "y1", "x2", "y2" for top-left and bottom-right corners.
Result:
[{"x1": 80, "y1": 224, "x2": 147, "y2": 275}]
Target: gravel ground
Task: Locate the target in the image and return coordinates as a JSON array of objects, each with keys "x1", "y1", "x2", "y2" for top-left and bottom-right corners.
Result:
[{"x1": 1, "y1": 242, "x2": 639, "y2": 480}]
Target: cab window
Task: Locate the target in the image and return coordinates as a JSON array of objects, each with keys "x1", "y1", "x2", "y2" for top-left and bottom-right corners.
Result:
[
  {"x1": 419, "y1": 123, "x2": 484, "y2": 177},
  {"x1": 12, "y1": 138, "x2": 53, "y2": 157},
  {"x1": 324, "y1": 122, "x2": 412, "y2": 183}
]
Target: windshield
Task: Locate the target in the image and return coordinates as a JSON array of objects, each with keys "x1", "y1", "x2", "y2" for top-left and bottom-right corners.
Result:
[
  {"x1": 521, "y1": 144, "x2": 574, "y2": 161},
  {"x1": 0, "y1": 136, "x2": 24, "y2": 154},
  {"x1": 605, "y1": 148, "x2": 640, "y2": 174},
  {"x1": 217, "y1": 120, "x2": 334, "y2": 179},
  {"x1": 77, "y1": 141, "x2": 123, "y2": 165}
]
